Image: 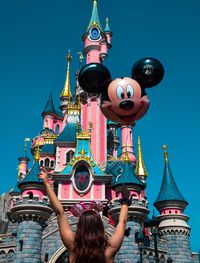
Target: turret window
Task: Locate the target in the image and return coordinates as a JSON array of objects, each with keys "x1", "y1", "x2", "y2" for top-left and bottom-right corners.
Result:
[
  {"x1": 40, "y1": 160, "x2": 44, "y2": 167},
  {"x1": 50, "y1": 160, "x2": 54, "y2": 168},
  {"x1": 55, "y1": 124, "x2": 60, "y2": 133},
  {"x1": 19, "y1": 240, "x2": 23, "y2": 252},
  {"x1": 27, "y1": 192, "x2": 33, "y2": 199},
  {"x1": 66, "y1": 150, "x2": 74, "y2": 163},
  {"x1": 45, "y1": 158, "x2": 50, "y2": 167}
]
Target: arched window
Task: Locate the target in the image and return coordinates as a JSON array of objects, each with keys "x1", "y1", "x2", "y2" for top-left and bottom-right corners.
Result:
[
  {"x1": 45, "y1": 119, "x2": 48, "y2": 128},
  {"x1": 55, "y1": 124, "x2": 60, "y2": 133},
  {"x1": 66, "y1": 150, "x2": 74, "y2": 163},
  {"x1": 50, "y1": 160, "x2": 54, "y2": 168},
  {"x1": 40, "y1": 160, "x2": 44, "y2": 167},
  {"x1": 19, "y1": 240, "x2": 23, "y2": 252},
  {"x1": 45, "y1": 158, "x2": 50, "y2": 167},
  {"x1": 74, "y1": 165, "x2": 90, "y2": 191},
  {"x1": 27, "y1": 192, "x2": 33, "y2": 199}
]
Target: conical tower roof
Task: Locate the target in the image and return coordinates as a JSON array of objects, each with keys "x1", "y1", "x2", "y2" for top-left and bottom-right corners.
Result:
[
  {"x1": 60, "y1": 50, "x2": 72, "y2": 100},
  {"x1": 18, "y1": 148, "x2": 42, "y2": 188},
  {"x1": 154, "y1": 145, "x2": 188, "y2": 208},
  {"x1": 41, "y1": 93, "x2": 56, "y2": 116},
  {"x1": 87, "y1": 0, "x2": 102, "y2": 31},
  {"x1": 135, "y1": 136, "x2": 148, "y2": 179},
  {"x1": 111, "y1": 155, "x2": 145, "y2": 189}
]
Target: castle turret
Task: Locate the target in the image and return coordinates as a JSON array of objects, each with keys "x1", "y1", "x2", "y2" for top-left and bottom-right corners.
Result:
[
  {"x1": 108, "y1": 155, "x2": 149, "y2": 262},
  {"x1": 41, "y1": 93, "x2": 56, "y2": 130},
  {"x1": 8, "y1": 148, "x2": 52, "y2": 263},
  {"x1": 17, "y1": 138, "x2": 30, "y2": 180},
  {"x1": 154, "y1": 145, "x2": 192, "y2": 262},
  {"x1": 80, "y1": 0, "x2": 111, "y2": 164}
]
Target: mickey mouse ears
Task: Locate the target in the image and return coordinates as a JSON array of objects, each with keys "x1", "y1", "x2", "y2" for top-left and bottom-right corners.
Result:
[
  {"x1": 78, "y1": 63, "x2": 111, "y2": 93},
  {"x1": 132, "y1": 57, "x2": 164, "y2": 88}
]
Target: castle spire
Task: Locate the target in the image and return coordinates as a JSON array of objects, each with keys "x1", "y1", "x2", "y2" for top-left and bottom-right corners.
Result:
[
  {"x1": 136, "y1": 136, "x2": 148, "y2": 180},
  {"x1": 154, "y1": 145, "x2": 187, "y2": 207},
  {"x1": 60, "y1": 50, "x2": 72, "y2": 100},
  {"x1": 104, "y1": 17, "x2": 111, "y2": 33},
  {"x1": 87, "y1": 0, "x2": 102, "y2": 31},
  {"x1": 42, "y1": 93, "x2": 56, "y2": 116}
]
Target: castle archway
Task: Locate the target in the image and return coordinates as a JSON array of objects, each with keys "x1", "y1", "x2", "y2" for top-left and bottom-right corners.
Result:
[{"x1": 49, "y1": 245, "x2": 69, "y2": 263}]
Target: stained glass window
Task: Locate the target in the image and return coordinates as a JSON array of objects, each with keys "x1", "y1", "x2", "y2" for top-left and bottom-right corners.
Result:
[{"x1": 74, "y1": 166, "x2": 90, "y2": 191}]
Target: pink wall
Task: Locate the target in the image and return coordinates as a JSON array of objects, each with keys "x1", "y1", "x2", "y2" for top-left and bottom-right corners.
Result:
[
  {"x1": 161, "y1": 208, "x2": 182, "y2": 215},
  {"x1": 93, "y1": 182, "x2": 102, "y2": 199},
  {"x1": 121, "y1": 125, "x2": 136, "y2": 163},
  {"x1": 43, "y1": 115, "x2": 54, "y2": 130},
  {"x1": 60, "y1": 183, "x2": 70, "y2": 199},
  {"x1": 73, "y1": 190, "x2": 91, "y2": 199}
]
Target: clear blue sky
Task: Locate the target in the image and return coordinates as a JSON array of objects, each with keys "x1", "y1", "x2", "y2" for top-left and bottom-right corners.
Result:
[{"x1": 0, "y1": 0, "x2": 199, "y2": 252}]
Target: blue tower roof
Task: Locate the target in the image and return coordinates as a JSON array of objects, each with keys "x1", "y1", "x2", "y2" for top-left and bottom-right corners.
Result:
[
  {"x1": 87, "y1": 0, "x2": 102, "y2": 31},
  {"x1": 42, "y1": 93, "x2": 56, "y2": 116},
  {"x1": 40, "y1": 144, "x2": 55, "y2": 154},
  {"x1": 18, "y1": 161, "x2": 42, "y2": 187},
  {"x1": 55, "y1": 123, "x2": 76, "y2": 142},
  {"x1": 104, "y1": 17, "x2": 112, "y2": 33},
  {"x1": 154, "y1": 147, "x2": 187, "y2": 205},
  {"x1": 106, "y1": 160, "x2": 145, "y2": 189}
]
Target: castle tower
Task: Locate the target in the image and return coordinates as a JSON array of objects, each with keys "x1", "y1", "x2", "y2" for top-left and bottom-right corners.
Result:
[
  {"x1": 80, "y1": 0, "x2": 112, "y2": 164},
  {"x1": 8, "y1": 149, "x2": 52, "y2": 263},
  {"x1": 17, "y1": 138, "x2": 30, "y2": 180},
  {"x1": 154, "y1": 145, "x2": 192, "y2": 262},
  {"x1": 109, "y1": 155, "x2": 149, "y2": 262},
  {"x1": 41, "y1": 92, "x2": 57, "y2": 130},
  {"x1": 107, "y1": 120, "x2": 120, "y2": 158},
  {"x1": 120, "y1": 125, "x2": 136, "y2": 163}
]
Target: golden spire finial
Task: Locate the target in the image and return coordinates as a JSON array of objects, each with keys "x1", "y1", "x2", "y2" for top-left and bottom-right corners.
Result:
[
  {"x1": 106, "y1": 17, "x2": 109, "y2": 25},
  {"x1": 60, "y1": 50, "x2": 72, "y2": 99},
  {"x1": 163, "y1": 144, "x2": 169, "y2": 163},
  {"x1": 123, "y1": 150, "x2": 130, "y2": 163},
  {"x1": 136, "y1": 136, "x2": 148, "y2": 177},
  {"x1": 34, "y1": 146, "x2": 40, "y2": 162}
]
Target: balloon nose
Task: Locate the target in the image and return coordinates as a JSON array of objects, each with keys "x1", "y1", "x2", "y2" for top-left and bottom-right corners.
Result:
[{"x1": 119, "y1": 101, "x2": 134, "y2": 110}]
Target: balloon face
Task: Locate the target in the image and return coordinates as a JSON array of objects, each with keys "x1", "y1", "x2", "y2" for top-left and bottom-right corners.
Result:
[{"x1": 101, "y1": 78, "x2": 150, "y2": 125}]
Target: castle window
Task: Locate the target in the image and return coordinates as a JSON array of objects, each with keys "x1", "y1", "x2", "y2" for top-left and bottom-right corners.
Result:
[
  {"x1": 27, "y1": 192, "x2": 33, "y2": 199},
  {"x1": 50, "y1": 160, "x2": 54, "y2": 168},
  {"x1": 19, "y1": 240, "x2": 23, "y2": 251},
  {"x1": 44, "y1": 253, "x2": 49, "y2": 262},
  {"x1": 40, "y1": 160, "x2": 44, "y2": 167},
  {"x1": 55, "y1": 124, "x2": 60, "y2": 133},
  {"x1": 66, "y1": 150, "x2": 74, "y2": 163},
  {"x1": 74, "y1": 165, "x2": 90, "y2": 191},
  {"x1": 45, "y1": 158, "x2": 50, "y2": 167}
]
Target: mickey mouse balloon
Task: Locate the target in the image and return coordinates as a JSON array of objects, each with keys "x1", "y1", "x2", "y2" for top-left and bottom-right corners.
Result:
[{"x1": 78, "y1": 57, "x2": 164, "y2": 125}]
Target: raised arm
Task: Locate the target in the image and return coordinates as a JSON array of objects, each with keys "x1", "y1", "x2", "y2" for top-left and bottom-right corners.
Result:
[
  {"x1": 107, "y1": 187, "x2": 130, "y2": 258},
  {"x1": 38, "y1": 168, "x2": 74, "y2": 251}
]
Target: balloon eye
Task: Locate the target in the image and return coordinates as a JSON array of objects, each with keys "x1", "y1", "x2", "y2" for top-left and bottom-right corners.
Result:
[
  {"x1": 116, "y1": 86, "x2": 125, "y2": 100},
  {"x1": 126, "y1": 84, "x2": 134, "y2": 98}
]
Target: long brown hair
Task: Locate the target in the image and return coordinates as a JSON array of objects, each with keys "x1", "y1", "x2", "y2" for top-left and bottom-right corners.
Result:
[{"x1": 73, "y1": 210, "x2": 108, "y2": 263}]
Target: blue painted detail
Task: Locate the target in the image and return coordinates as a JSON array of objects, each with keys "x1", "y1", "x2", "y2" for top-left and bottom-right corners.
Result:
[
  {"x1": 18, "y1": 161, "x2": 42, "y2": 187},
  {"x1": 104, "y1": 22, "x2": 111, "y2": 33},
  {"x1": 59, "y1": 130, "x2": 105, "y2": 176},
  {"x1": 40, "y1": 144, "x2": 55, "y2": 154},
  {"x1": 154, "y1": 161, "x2": 187, "y2": 204},
  {"x1": 90, "y1": 27, "x2": 100, "y2": 40},
  {"x1": 55, "y1": 123, "x2": 76, "y2": 142},
  {"x1": 106, "y1": 161, "x2": 145, "y2": 188}
]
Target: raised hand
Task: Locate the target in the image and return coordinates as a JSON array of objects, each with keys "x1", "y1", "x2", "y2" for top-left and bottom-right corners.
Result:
[
  {"x1": 38, "y1": 167, "x2": 49, "y2": 185},
  {"x1": 121, "y1": 185, "x2": 130, "y2": 199}
]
